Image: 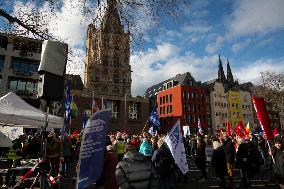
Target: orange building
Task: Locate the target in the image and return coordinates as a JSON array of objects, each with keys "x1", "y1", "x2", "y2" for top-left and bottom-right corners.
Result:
[{"x1": 144, "y1": 72, "x2": 211, "y2": 134}]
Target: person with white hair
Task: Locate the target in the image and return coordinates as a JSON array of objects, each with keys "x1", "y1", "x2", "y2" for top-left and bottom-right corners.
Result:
[{"x1": 211, "y1": 140, "x2": 227, "y2": 189}]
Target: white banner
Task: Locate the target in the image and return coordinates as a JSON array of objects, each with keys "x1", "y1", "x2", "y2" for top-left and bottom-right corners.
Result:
[
  {"x1": 165, "y1": 120, "x2": 189, "y2": 174},
  {"x1": 182, "y1": 126, "x2": 190, "y2": 137},
  {"x1": 0, "y1": 126, "x2": 23, "y2": 140}
]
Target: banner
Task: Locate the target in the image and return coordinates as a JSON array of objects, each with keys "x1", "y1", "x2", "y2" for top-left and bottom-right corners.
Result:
[
  {"x1": 164, "y1": 119, "x2": 189, "y2": 174},
  {"x1": 149, "y1": 106, "x2": 160, "y2": 130},
  {"x1": 252, "y1": 96, "x2": 273, "y2": 140},
  {"x1": 76, "y1": 110, "x2": 111, "y2": 189},
  {"x1": 0, "y1": 126, "x2": 23, "y2": 140}
]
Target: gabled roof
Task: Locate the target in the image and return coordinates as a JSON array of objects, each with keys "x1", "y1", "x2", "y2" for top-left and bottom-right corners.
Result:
[{"x1": 144, "y1": 72, "x2": 196, "y2": 98}]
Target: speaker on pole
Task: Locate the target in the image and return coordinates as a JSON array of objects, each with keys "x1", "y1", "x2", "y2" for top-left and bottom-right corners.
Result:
[{"x1": 37, "y1": 40, "x2": 68, "y2": 101}]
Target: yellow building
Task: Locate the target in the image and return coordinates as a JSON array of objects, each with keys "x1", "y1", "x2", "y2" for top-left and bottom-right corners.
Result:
[{"x1": 228, "y1": 90, "x2": 243, "y2": 127}]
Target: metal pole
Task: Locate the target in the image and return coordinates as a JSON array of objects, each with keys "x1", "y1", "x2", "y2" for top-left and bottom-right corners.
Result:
[{"x1": 267, "y1": 140, "x2": 275, "y2": 164}]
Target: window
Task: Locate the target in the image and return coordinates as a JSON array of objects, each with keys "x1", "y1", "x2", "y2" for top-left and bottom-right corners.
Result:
[
  {"x1": 102, "y1": 55, "x2": 108, "y2": 67},
  {"x1": 232, "y1": 103, "x2": 235, "y2": 107},
  {"x1": 11, "y1": 57, "x2": 39, "y2": 75},
  {"x1": 183, "y1": 104, "x2": 186, "y2": 112},
  {"x1": 215, "y1": 102, "x2": 217, "y2": 106},
  {"x1": 166, "y1": 95, "x2": 168, "y2": 103},
  {"x1": 129, "y1": 102, "x2": 139, "y2": 119},
  {"x1": 9, "y1": 79, "x2": 37, "y2": 95},
  {"x1": 113, "y1": 74, "x2": 119, "y2": 84},
  {"x1": 163, "y1": 106, "x2": 165, "y2": 114},
  {"x1": 112, "y1": 101, "x2": 119, "y2": 119},
  {"x1": 236, "y1": 103, "x2": 239, "y2": 109},
  {"x1": 160, "y1": 107, "x2": 162, "y2": 114},
  {"x1": 216, "y1": 112, "x2": 218, "y2": 116},
  {"x1": 191, "y1": 92, "x2": 195, "y2": 99},
  {"x1": 182, "y1": 92, "x2": 185, "y2": 99},
  {"x1": 196, "y1": 94, "x2": 199, "y2": 101},
  {"x1": 189, "y1": 80, "x2": 193, "y2": 86},
  {"x1": 188, "y1": 104, "x2": 191, "y2": 112},
  {"x1": 0, "y1": 55, "x2": 4, "y2": 70},
  {"x1": 218, "y1": 102, "x2": 220, "y2": 106},
  {"x1": 166, "y1": 106, "x2": 169, "y2": 114},
  {"x1": 193, "y1": 105, "x2": 195, "y2": 112},
  {"x1": 160, "y1": 97, "x2": 162, "y2": 105},
  {"x1": 170, "y1": 94, "x2": 172, "y2": 102},
  {"x1": 169, "y1": 105, "x2": 172, "y2": 113},
  {"x1": 163, "y1": 96, "x2": 165, "y2": 104}
]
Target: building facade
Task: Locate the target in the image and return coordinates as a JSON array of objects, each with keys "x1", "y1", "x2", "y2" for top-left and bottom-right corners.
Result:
[
  {"x1": 228, "y1": 90, "x2": 243, "y2": 126},
  {"x1": 84, "y1": 0, "x2": 131, "y2": 97},
  {"x1": 0, "y1": 33, "x2": 41, "y2": 107}
]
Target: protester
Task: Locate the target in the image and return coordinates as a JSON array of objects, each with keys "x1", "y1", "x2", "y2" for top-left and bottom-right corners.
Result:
[
  {"x1": 269, "y1": 138, "x2": 284, "y2": 189},
  {"x1": 211, "y1": 140, "x2": 227, "y2": 189},
  {"x1": 139, "y1": 138, "x2": 153, "y2": 159},
  {"x1": 235, "y1": 138, "x2": 251, "y2": 187},
  {"x1": 115, "y1": 142, "x2": 158, "y2": 189},
  {"x1": 195, "y1": 136, "x2": 207, "y2": 181},
  {"x1": 222, "y1": 133, "x2": 236, "y2": 189},
  {"x1": 103, "y1": 145, "x2": 119, "y2": 189},
  {"x1": 46, "y1": 133, "x2": 61, "y2": 177},
  {"x1": 152, "y1": 137, "x2": 174, "y2": 189},
  {"x1": 114, "y1": 132, "x2": 126, "y2": 161}
]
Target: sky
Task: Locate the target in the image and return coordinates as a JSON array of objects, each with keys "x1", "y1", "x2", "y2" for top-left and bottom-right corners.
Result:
[{"x1": 1, "y1": 0, "x2": 284, "y2": 96}]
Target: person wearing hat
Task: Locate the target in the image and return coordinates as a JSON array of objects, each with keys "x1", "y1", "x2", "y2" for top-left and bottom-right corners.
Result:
[
  {"x1": 211, "y1": 140, "x2": 227, "y2": 189},
  {"x1": 115, "y1": 141, "x2": 158, "y2": 189},
  {"x1": 102, "y1": 145, "x2": 119, "y2": 189}
]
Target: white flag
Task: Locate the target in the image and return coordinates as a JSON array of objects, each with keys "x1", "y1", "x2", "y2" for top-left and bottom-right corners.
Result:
[{"x1": 164, "y1": 120, "x2": 189, "y2": 174}]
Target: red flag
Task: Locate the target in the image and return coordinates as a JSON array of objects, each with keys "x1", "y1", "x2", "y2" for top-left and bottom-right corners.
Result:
[
  {"x1": 226, "y1": 121, "x2": 232, "y2": 137},
  {"x1": 234, "y1": 121, "x2": 246, "y2": 138},
  {"x1": 252, "y1": 96, "x2": 273, "y2": 140},
  {"x1": 273, "y1": 127, "x2": 279, "y2": 138},
  {"x1": 92, "y1": 98, "x2": 100, "y2": 114}
]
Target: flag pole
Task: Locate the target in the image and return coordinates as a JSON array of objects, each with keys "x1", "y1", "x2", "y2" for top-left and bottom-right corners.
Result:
[
  {"x1": 267, "y1": 140, "x2": 275, "y2": 164},
  {"x1": 141, "y1": 120, "x2": 149, "y2": 134}
]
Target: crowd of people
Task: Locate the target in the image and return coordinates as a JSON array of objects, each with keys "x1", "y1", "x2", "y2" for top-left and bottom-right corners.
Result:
[{"x1": 0, "y1": 129, "x2": 284, "y2": 189}]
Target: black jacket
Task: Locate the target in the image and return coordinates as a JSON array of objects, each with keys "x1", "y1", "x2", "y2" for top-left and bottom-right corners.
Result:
[
  {"x1": 211, "y1": 147, "x2": 227, "y2": 177},
  {"x1": 224, "y1": 139, "x2": 236, "y2": 163}
]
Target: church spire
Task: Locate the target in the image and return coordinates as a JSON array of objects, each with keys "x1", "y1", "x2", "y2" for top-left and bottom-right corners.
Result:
[
  {"x1": 227, "y1": 58, "x2": 234, "y2": 87},
  {"x1": 217, "y1": 54, "x2": 226, "y2": 84},
  {"x1": 101, "y1": 0, "x2": 124, "y2": 34}
]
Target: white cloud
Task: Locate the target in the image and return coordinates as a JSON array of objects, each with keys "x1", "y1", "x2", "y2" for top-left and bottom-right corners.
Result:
[
  {"x1": 182, "y1": 25, "x2": 212, "y2": 33},
  {"x1": 234, "y1": 58, "x2": 284, "y2": 84},
  {"x1": 227, "y1": 0, "x2": 284, "y2": 37},
  {"x1": 205, "y1": 35, "x2": 224, "y2": 54},
  {"x1": 257, "y1": 38, "x2": 273, "y2": 47},
  {"x1": 130, "y1": 43, "x2": 219, "y2": 96},
  {"x1": 231, "y1": 39, "x2": 251, "y2": 53}
]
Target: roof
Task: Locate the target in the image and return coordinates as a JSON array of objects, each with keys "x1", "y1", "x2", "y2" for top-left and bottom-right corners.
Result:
[{"x1": 144, "y1": 72, "x2": 196, "y2": 98}]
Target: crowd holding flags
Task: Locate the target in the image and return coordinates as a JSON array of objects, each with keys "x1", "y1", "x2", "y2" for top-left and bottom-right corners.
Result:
[
  {"x1": 234, "y1": 121, "x2": 246, "y2": 138},
  {"x1": 226, "y1": 121, "x2": 232, "y2": 137}
]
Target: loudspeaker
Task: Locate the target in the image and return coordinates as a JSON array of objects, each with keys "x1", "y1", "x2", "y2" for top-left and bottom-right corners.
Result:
[
  {"x1": 38, "y1": 40, "x2": 68, "y2": 76},
  {"x1": 37, "y1": 73, "x2": 65, "y2": 101},
  {"x1": 37, "y1": 40, "x2": 68, "y2": 100}
]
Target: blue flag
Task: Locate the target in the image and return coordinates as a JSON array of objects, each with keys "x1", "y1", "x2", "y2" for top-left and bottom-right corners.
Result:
[
  {"x1": 76, "y1": 110, "x2": 111, "y2": 189},
  {"x1": 65, "y1": 81, "x2": 71, "y2": 123},
  {"x1": 149, "y1": 106, "x2": 160, "y2": 130},
  {"x1": 83, "y1": 111, "x2": 87, "y2": 129}
]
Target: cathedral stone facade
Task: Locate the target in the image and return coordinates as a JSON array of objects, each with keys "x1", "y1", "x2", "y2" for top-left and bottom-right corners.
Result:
[{"x1": 84, "y1": 0, "x2": 131, "y2": 97}]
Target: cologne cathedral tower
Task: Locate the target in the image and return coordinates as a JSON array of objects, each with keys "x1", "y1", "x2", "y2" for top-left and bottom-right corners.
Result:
[{"x1": 84, "y1": 0, "x2": 132, "y2": 97}]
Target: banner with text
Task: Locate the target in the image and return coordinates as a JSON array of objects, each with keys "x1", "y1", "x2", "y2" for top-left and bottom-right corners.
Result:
[
  {"x1": 165, "y1": 119, "x2": 189, "y2": 174},
  {"x1": 76, "y1": 109, "x2": 111, "y2": 189}
]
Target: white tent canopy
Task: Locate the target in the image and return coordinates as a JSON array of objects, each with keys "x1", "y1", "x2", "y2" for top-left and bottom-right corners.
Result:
[
  {"x1": 0, "y1": 131, "x2": 13, "y2": 147},
  {"x1": 0, "y1": 92, "x2": 63, "y2": 129}
]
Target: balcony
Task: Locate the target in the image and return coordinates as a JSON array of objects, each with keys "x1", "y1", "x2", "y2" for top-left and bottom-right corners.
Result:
[{"x1": 13, "y1": 70, "x2": 36, "y2": 77}]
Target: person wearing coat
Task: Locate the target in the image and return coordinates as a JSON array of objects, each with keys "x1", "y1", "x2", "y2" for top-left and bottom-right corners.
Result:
[
  {"x1": 211, "y1": 141, "x2": 227, "y2": 189},
  {"x1": 195, "y1": 137, "x2": 207, "y2": 181},
  {"x1": 103, "y1": 145, "x2": 119, "y2": 189},
  {"x1": 116, "y1": 142, "x2": 158, "y2": 189}
]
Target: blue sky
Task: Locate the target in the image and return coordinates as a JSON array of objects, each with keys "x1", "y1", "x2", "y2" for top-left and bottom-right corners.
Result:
[{"x1": 1, "y1": 0, "x2": 284, "y2": 96}]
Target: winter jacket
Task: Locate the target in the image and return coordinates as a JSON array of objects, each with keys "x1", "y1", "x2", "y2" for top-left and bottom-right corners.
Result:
[
  {"x1": 195, "y1": 140, "x2": 206, "y2": 167},
  {"x1": 211, "y1": 147, "x2": 227, "y2": 177},
  {"x1": 235, "y1": 142, "x2": 250, "y2": 169},
  {"x1": 116, "y1": 150, "x2": 158, "y2": 189},
  {"x1": 104, "y1": 150, "x2": 119, "y2": 189},
  {"x1": 273, "y1": 149, "x2": 284, "y2": 184},
  {"x1": 139, "y1": 141, "x2": 153, "y2": 157},
  {"x1": 223, "y1": 139, "x2": 236, "y2": 163}
]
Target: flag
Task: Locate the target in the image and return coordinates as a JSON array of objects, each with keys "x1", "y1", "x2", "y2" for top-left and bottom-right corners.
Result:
[
  {"x1": 164, "y1": 120, "x2": 189, "y2": 174},
  {"x1": 71, "y1": 96, "x2": 80, "y2": 118},
  {"x1": 92, "y1": 98, "x2": 100, "y2": 114},
  {"x1": 234, "y1": 121, "x2": 246, "y2": 138},
  {"x1": 65, "y1": 81, "x2": 71, "y2": 123},
  {"x1": 273, "y1": 127, "x2": 279, "y2": 138},
  {"x1": 226, "y1": 121, "x2": 232, "y2": 137},
  {"x1": 183, "y1": 126, "x2": 190, "y2": 137},
  {"x1": 149, "y1": 106, "x2": 160, "y2": 130},
  {"x1": 83, "y1": 111, "x2": 87, "y2": 129},
  {"x1": 76, "y1": 110, "x2": 111, "y2": 189},
  {"x1": 198, "y1": 119, "x2": 204, "y2": 136},
  {"x1": 245, "y1": 122, "x2": 250, "y2": 137},
  {"x1": 148, "y1": 126, "x2": 155, "y2": 136},
  {"x1": 252, "y1": 96, "x2": 273, "y2": 140}
]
